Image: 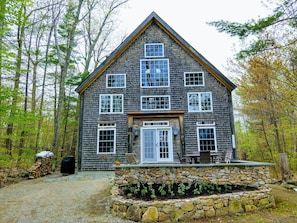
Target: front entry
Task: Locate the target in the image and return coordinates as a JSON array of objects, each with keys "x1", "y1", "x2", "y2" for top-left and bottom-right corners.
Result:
[{"x1": 141, "y1": 128, "x2": 173, "y2": 163}]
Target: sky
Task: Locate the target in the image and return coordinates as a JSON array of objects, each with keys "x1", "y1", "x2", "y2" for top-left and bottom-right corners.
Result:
[{"x1": 117, "y1": 0, "x2": 273, "y2": 77}]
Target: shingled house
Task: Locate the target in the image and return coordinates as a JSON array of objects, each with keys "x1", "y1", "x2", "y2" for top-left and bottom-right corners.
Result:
[{"x1": 75, "y1": 12, "x2": 237, "y2": 170}]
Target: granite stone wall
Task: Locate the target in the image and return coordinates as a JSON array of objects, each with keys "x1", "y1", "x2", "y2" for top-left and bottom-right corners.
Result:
[{"x1": 111, "y1": 164, "x2": 275, "y2": 222}]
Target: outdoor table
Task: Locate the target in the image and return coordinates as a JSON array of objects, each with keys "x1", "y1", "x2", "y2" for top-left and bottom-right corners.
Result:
[{"x1": 185, "y1": 152, "x2": 219, "y2": 164}]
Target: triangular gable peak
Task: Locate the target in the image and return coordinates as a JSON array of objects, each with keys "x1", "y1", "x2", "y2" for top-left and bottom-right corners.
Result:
[{"x1": 75, "y1": 12, "x2": 236, "y2": 94}]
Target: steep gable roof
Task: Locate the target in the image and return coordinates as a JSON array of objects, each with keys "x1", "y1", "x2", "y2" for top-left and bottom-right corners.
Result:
[{"x1": 75, "y1": 12, "x2": 236, "y2": 94}]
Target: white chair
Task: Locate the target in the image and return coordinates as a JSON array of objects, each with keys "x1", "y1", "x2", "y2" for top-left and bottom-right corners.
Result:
[
  {"x1": 125, "y1": 153, "x2": 139, "y2": 164},
  {"x1": 224, "y1": 149, "x2": 233, "y2": 163}
]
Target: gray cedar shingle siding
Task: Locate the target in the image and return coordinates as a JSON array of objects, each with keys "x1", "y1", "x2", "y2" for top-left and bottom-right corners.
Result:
[{"x1": 76, "y1": 13, "x2": 236, "y2": 170}]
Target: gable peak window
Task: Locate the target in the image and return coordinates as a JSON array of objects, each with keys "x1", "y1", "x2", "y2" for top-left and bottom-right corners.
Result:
[{"x1": 145, "y1": 43, "x2": 164, "y2": 58}]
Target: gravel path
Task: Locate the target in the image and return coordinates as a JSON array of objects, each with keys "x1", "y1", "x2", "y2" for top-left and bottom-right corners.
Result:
[{"x1": 0, "y1": 171, "x2": 132, "y2": 223}]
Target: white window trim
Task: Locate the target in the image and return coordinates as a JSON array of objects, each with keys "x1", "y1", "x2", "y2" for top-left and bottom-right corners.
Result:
[
  {"x1": 99, "y1": 94, "x2": 124, "y2": 114},
  {"x1": 144, "y1": 43, "x2": 164, "y2": 58},
  {"x1": 197, "y1": 126, "x2": 217, "y2": 152},
  {"x1": 187, "y1": 92, "x2": 213, "y2": 112},
  {"x1": 140, "y1": 59, "x2": 170, "y2": 88},
  {"x1": 97, "y1": 127, "x2": 116, "y2": 154},
  {"x1": 196, "y1": 121, "x2": 215, "y2": 126},
  {"x1": 141, "y1": 95, "x2": 171, "y2": 111},
  {"x1": 184, "y1": 72, "x2": 205, "y2": 86},
  {"x1": 106, "y1": 74, "x2": 126, "y2": 88}
]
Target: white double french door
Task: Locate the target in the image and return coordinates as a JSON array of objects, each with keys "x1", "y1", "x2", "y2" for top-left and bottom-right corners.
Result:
[{"x1": 141, "y1": 128, "x2": 173, "y2": 163}]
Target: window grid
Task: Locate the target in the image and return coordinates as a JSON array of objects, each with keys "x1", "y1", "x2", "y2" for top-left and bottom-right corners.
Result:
[
  {"x1": 98, "y1": 122, "x2": 116, "y2": 127},
  {"x1": 100, "y1": 94, "x2": 123, "y2": 114},
  {"x1": 97, "y1": 129, "x2": 116, "y2": 154},
  {"x1": 141, "y1": 96, "x2": 170, "y2": 110},
  {"x1": 145, "y1": 43, "x2": 164, "y2": 57},
  {"x1": 106, "y1": 74, "x2": 126, "y2": 88},
  {"x1": 184, "y1": 72, "x2": 204, "y2": 86},
  {"x1": 140, "y1": 59, "x2": 169, "y2": 87},
  {"x1": 197, "y1": 127, "x2": 216, "y2": 152},
  {"x1": 188, "y1": 92, "x2": 212, "y2": 112},
  {"x1": 143, "y1": 121, "x2": 169, "y2": 127}
]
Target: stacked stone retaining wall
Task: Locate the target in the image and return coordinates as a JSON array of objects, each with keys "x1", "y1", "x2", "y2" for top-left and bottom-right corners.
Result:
[{"x1": 111, "y1": 163, "x2": 275, "y2": 222}]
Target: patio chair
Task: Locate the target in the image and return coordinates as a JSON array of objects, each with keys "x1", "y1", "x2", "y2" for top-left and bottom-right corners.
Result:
[
  {"x1": 224, "y1": 148, "x2": 233, "y2": 163},
  {"x1": 177, "y1": 152, "x2": 191, "y2": 164},
  {"x1": 125, "y1": 153, "x2": 139, "y2": 164},
  {"x1": 200, "y1": 151, "x2": 211, "y2": 164}
]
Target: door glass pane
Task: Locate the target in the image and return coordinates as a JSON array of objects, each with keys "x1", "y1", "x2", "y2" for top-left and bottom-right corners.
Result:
[
  {"x1": 143, "y1": 129, "x2": 156, "y2": 161},
  {"x1": 158, "y1": 130, "x2": 169, "y2": 159}
]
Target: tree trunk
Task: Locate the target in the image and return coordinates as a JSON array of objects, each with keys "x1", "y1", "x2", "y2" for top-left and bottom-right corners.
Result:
[
  {"x1": 6, "y1": 3, "x2": 26, "y2": 156},
  {"x1": 279, "y1": 153, "x2": 291, "y2": 182},
  {"x1": 52, "y1": 0, "x2": 84, "y2": 167}
]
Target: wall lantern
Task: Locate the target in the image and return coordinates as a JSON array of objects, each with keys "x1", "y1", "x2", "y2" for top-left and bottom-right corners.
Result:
[
  {"x1": 134, "y1": 127, "x2": 139, "y2": 137},
  {"x1": 173, "y1": 126, "x2": 178, "y2": 136}
]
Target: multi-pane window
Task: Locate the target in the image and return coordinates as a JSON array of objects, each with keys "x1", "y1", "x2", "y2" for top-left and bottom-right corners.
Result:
[
  {"x1": 184, "y1": 72, "x2": 204, "y2": 86},
  {"x1": 140, "y1": 59, "x2": 169, "y2": 87},
  {"x1": 141, "y1": 96, "x2": 170, "y2": 110},
  {"x1": 99, "y1": 94, "x2": 123, "y2": 114},
  {"x1": 143, "y1": 121, "x2": 169, "y2": 127},
  {"x1": 187, "y1": 92, "x2": 212, "y2": 112},
  {"x1": 97, "y1": 123, "x2": 116, "y2": 154},
  {"x1": 145, "y1": 43, "x2": 164, "y2": 57},
  {"x1": 197, "y1": 121, "x2": 216, "y2": 152},
  {"x1": 197, "y1": 127, "x2": 217, "y2": 151},
  {"x1": 106, "y1": 74, "x2": 126, "y2": 88}
]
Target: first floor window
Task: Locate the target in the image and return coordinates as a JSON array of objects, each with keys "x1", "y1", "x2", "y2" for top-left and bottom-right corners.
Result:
[
  {"x1": 188, "y1": 92, "x2": 212, "y2": 112},
  {"x1": 100, "y1": 94, "x2": 123, "y2": 114},
  {"x1": 197, "y1": 127, "x2": 217, "y2": 151},
  {"x1": 97, "y1": 124, "x2": 116, "y2": 154}
]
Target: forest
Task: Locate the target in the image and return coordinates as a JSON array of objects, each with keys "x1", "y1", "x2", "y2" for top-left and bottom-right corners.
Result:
[
  {"x1": 0, "y1": 0, "x2": 296, "y2": 180},
  {"x1": 0, "y1": 0, "x2": 128, "y2": 170},
  {"x1": 209, "y1": 0, "x2": 297, "y2": 179}
]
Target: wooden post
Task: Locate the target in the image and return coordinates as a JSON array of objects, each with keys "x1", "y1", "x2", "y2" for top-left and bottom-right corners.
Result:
[{"x1": 279, "y1": 153, "x2": 291, "y2": 182}]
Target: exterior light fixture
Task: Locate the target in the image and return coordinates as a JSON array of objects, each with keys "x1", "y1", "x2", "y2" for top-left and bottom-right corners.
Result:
[
  {"x1": 173, "y1": 126, "x2": 178, "y2": 136},
  {"x1": 134, "y1": 127, "x2": 139, "y2": 137}
]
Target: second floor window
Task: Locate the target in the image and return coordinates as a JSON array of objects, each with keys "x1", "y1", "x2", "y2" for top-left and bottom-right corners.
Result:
[
  {"x1": 141, "y1": 96, "x2": 170, "y2": 110},
  {"x1": 106, "y1": 74, "x2": 126, "y2": 88},
  {"x1": 140, "y1": 59, "x2": 169, "y2": 87},
  {"x1": 188, "y1": 92, "x2": 212, "y2": 112},
  {"x1": 99, "y1": 94, "x2": 123, "y2": 114},
  {"x1": 184, "y1": 72, "x2": 204, "y2": 86}
]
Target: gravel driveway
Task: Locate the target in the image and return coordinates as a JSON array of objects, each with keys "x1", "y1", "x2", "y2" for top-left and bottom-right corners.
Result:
[{"x1": 0, "y1": 171, "x2": 132, "y2": 223}]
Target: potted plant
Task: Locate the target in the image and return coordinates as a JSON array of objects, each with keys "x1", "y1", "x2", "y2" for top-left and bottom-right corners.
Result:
[{"x1": 114, "y1": 157, "x2": 121, "y2": 166}]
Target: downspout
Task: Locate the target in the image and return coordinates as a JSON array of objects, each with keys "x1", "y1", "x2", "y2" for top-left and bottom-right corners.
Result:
[
  {"x1": 77, "y1": 93, "x2": 84, "y2": 171},
  {"x1": 229, "y1": 90, "x2": 237, "y2": 159}
]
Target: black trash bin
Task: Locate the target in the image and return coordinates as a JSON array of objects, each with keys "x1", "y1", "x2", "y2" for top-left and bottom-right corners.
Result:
[{"x1": 61, "y1": 156, "x2": 75, "y2": 175}]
